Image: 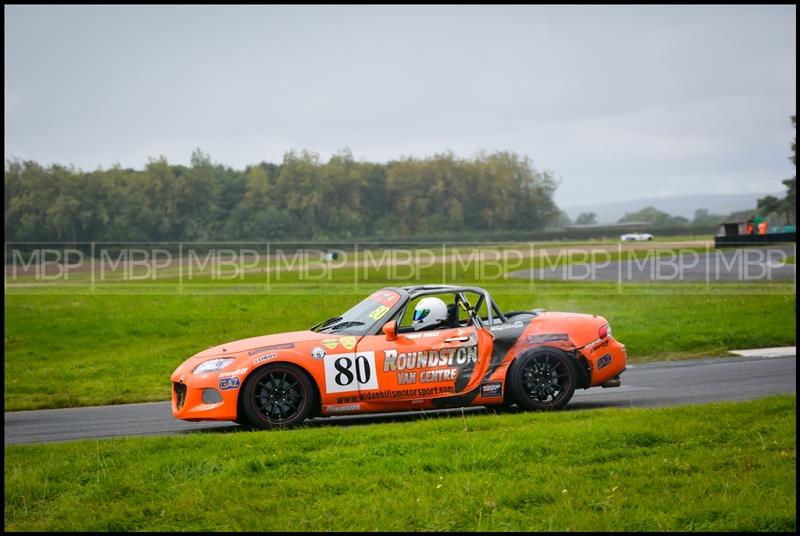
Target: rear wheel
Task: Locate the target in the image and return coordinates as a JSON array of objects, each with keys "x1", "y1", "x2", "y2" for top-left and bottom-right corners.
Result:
[
  {"x1": 508, "y1": 348, "x2": 577, "y2": 410},
  {"x1": 240, "y1": 364, "x2": 315, "y2": 429}
]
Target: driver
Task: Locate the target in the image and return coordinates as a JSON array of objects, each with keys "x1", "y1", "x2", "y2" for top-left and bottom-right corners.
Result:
[{"x1": 412, "y1": 297, "x2": 449, "y2": 331}]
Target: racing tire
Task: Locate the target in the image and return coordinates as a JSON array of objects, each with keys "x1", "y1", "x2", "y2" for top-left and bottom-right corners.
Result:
[
  {"x1": 239, "y1": 363, "x2": 315, "y2": 429},
  {"x1": 508, "y1": 348, "x2": 577, "y2": 411}
]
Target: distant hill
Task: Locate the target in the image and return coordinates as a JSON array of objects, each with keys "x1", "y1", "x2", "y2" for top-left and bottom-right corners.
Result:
[{"x1": 562, "y1": 192, "x2": 780, "y2": 224}]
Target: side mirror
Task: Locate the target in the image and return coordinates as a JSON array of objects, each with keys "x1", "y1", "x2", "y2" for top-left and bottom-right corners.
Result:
[{"x1": 382, "y1": 320, "x2": 398, "y2": 341}]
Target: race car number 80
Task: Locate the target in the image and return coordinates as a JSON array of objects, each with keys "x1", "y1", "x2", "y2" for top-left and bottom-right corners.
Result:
[{"x1": 323, "y1": 351, "x2": 379, "y2": 394}]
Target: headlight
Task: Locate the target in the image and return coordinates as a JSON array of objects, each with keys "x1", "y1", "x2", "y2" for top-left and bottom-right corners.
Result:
[{"x1": 193, "y1": 358, "x2": 235, "y2": 374}]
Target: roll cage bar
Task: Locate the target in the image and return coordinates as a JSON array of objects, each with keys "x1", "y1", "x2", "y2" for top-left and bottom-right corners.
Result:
[{"x1": 362, "y1": 285, "x2": 508, "y2": 336}]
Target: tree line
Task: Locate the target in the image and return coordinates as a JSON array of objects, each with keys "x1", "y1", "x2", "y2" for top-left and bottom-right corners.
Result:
[
  {"x1": 574, "y1": 206, "x2": 777, "y2": 228},
  {"x1": 4, "y1": 150, "x2": 561, "y2": 243}
]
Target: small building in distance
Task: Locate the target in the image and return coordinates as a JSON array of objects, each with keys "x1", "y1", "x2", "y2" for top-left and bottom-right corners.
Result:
[{"x1": 715, "y1": 216, "x2": 796, "y2": 246}]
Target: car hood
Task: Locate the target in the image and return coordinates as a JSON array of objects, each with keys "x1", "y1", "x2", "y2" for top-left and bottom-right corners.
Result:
[{"x1": 192, "y1": 330, "x2": 327, "y2": 359}]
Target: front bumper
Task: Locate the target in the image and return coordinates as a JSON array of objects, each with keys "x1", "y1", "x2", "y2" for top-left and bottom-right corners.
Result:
[{"x1": 171, "y1": 371, "x2": 240, "y2": 422}]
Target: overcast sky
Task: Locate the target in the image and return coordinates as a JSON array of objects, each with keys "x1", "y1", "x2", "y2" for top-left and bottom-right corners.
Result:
[{"x1": 4, "y1": 5, "x2": 796, "y2": 206}]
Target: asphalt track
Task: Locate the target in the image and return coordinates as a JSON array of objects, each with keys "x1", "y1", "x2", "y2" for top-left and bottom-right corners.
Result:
[
  {"x1": 4, "y1": 353, "x2": 795, "y2": 446},
  {"x1": 509, "y1": 245, "x2": 796, "y2": 282}
]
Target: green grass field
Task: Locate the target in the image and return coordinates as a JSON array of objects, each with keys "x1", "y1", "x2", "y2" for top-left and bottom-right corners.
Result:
[
  {"x1": 4, "y1": 395, "x2": 795, "y2": 531},
  {"x1": 3, "y1": 239, "x2": 796, "y2": 410}
]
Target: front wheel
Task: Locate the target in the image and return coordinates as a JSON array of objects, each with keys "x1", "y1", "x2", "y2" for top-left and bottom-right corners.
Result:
[
  {"x1": 239, "y1": 364, "x2": 315, "y2": 429},
  {"x1": 508, "y1": 348, "x2": 577, "y2": 410}
]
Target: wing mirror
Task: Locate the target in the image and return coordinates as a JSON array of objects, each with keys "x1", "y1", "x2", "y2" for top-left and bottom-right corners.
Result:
[{"x1": 382, "y1": 320, "x2": 398, "y2": 341}]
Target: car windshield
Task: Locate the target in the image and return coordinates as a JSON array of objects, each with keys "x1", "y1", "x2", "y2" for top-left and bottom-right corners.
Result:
[{"x1": 312, "y1": 289, "x2": 401, "y2": 335}]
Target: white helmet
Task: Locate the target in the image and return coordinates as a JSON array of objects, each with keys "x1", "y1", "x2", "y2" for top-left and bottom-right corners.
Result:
[{"x1": 412, "y1": 297, "x2": 448, "y2": 331}]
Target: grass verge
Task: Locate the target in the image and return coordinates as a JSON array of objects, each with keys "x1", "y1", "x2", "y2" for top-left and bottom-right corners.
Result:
[{"x1": 4, "y1": 395, "x2": 796, "y2": 531}]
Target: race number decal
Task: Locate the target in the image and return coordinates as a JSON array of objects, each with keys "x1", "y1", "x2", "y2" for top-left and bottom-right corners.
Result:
[
  {"x1": 323, "y1": 351, "x2": 379, "y2": 393},
  {"x1": 368, "y1": 305, "x2": 390, "y2": 320}
]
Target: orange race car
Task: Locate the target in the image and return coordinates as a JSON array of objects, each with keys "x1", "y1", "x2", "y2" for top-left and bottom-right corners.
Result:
[{"x1": 171, "y1": 285, "x2": 627, "y2": 428}]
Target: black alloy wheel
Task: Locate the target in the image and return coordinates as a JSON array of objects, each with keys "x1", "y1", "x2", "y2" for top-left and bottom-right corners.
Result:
[
  {"x1": 508, "y1": 348, "x2": 577, "y2": 410},
  {"x1": 240, "y1": 364, "x2": 315, "y2": 429}
]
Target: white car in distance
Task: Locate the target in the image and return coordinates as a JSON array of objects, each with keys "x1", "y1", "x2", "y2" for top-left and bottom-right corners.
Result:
[{"x1": 620, "y1": 232, "x2": 654, "y2": 241}]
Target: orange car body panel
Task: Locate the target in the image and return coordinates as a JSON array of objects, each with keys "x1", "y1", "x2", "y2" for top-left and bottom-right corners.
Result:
[{"x1": 171, "y1": 289, "x2": 627, "y2": 422}]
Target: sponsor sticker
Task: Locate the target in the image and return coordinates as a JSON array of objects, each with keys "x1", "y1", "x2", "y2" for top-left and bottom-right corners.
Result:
[
  {"x1": 253, "y1": 353, "x2": 277, "y2": 365},
  {"x1": 247, "y1": 343, "x2": 295, "y2": 356},
  {"x1": 490, "y1": 320, "x2": 524, "y2": 332},
  {"x1": 526, "y1": 333, "x2": 570, "y2": 344},
  {"x1": 219, "y1": 377, "x2": 241, "y2": 390},
  {"x1": 582, "y1": 338, "x2": 609, "y2": 353},
  {"x1": 480, "y1": 382, "x2": 503, "y2": 398},
  {"x1": 406, "y1": 331, "x2": 440, "y2": 339},
  {"x1": 322, "y1": 338, "x2": 339, "y2": 350},
  {"x1": 369, "y1": 290, "x2": 400, "y2": 307},
  {"x1": 597, "y1": 353, "x2": 612, "y2": 370},
  {"x1": 383, "y1": 346, "x2": 477, "y2": 372},
  {"x1": 340, "y1": 336, "x2": 357, "y2": 350},
  {"x1": 325, "y1": 403, "x2": 361, "y2": 413},
  {"x1": 218, "y1": 367, "x2": 248, "y2": 378},
  {"x1": 311, "y1": 347, "x2": 326, "y2": 360}
]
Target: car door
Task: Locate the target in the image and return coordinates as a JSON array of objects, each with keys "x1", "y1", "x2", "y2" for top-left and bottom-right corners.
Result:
[{"x1": 354, "y1": 314, "x2": 494, "y2": 404}]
